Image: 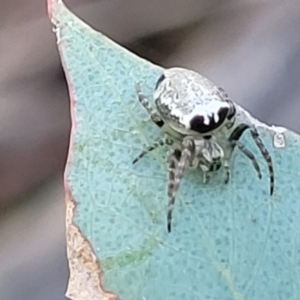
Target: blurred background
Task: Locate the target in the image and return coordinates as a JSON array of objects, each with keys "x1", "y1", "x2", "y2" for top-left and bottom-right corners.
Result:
[{"x1": 1, "y1": 0, "x2": 300, "y2": 299}]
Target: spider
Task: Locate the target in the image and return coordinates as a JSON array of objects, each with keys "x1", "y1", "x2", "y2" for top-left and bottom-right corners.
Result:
[{"x1": 133, "y1": 67, "x2": 274, "y2": 232}]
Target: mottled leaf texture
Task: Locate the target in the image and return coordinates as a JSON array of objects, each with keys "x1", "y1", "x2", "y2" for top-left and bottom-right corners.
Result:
[{"x1": 49, "y1": 1, "x2": 300, "y2": 300}]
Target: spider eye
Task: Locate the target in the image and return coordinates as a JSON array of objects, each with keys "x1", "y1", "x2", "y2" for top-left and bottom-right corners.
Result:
[{"x1": 190, "y1": 107, "x2": 229, "y2": 134}]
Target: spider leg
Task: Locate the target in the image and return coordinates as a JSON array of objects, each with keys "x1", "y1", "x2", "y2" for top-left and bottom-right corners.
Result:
[
  {"x1": 167, "y1": 150, "x2": 179, "y2": 231},
  {"x1": 228, "y1": 123, "x2": 274, "y2": 195},
  {"x1": 167, "y1": 137, "x2": 195, "y2": 232},
  {"x1": 132, "y1": 138, "x2": 173, "y2": 164},
  {"x1": 231, "y1": 140, "x2": 262, "y2": 179},
  {"x1": 224, "y1": 161, "x2": 230, "y2": 184},
  {"x1": 228, "y1": 123, "x2": 250, "y2": 143},
  {"x1": 198, "y1": 161, "x2": 211, "y2": 184},
  {"x1": 199, "y1": 158, "x2": 221, "y2": 184},
  {"x1": 250, "y1": 127, "x2": 274, "y2": 195},
  {"x1": 226, "y1": 123, "x2": 261, "y2": 182},
  {"x1": 203, "y1": 171, "x2": 212, "y2": 184},
  {"x1": 135, "y1": 83, "x2": 164, "y2": 128}
]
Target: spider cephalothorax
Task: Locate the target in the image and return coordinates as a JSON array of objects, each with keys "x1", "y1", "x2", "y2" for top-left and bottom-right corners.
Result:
[{"x1": 133, "y1": 67, "x2": 274, "y2": 232}]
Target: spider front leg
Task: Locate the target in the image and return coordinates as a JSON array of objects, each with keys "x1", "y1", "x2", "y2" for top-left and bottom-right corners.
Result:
[
  {"x1": 198, "y1": 157, "x2": 219, "y2": 184},
  {"x1": 223, "y1": 161, "x2": 231, "y2": 184},
  {"x1": 198, "y1": 139, "x2": 224, "y2": 184},
  {"x1": 167, "y1": 137, "x2": 195, "y2": 233},
  {"x1": 135, "y1": 83, "x2": 164, "y2": 128},
  {"x1": 202, "y1": 170, "x2": 212, "y2": 184}
]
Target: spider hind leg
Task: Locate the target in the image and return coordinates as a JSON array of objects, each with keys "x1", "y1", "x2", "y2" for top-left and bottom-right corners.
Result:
[
  {"x1": 132, "y1": 138, "x2": 173, "y2": 164},
  {"x1": 250, "y1": 127, "x2": 274, "y2": 195},
  {"x1": 228, "y1": 123, "x2": 274, "y2": 195},
  {"x1": 232, "y1": 140, "x2": 262, "y2": 179}
]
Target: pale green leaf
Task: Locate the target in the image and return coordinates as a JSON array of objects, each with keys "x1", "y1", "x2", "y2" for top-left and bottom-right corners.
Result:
[{"x1": 50, "y1": 1, "x2": 300, "y2": 299}]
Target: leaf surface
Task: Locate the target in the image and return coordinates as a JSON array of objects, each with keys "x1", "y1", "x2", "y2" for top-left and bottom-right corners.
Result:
[{"x1": 49, "y1": 1, "x2": 300, "y2": 299}]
